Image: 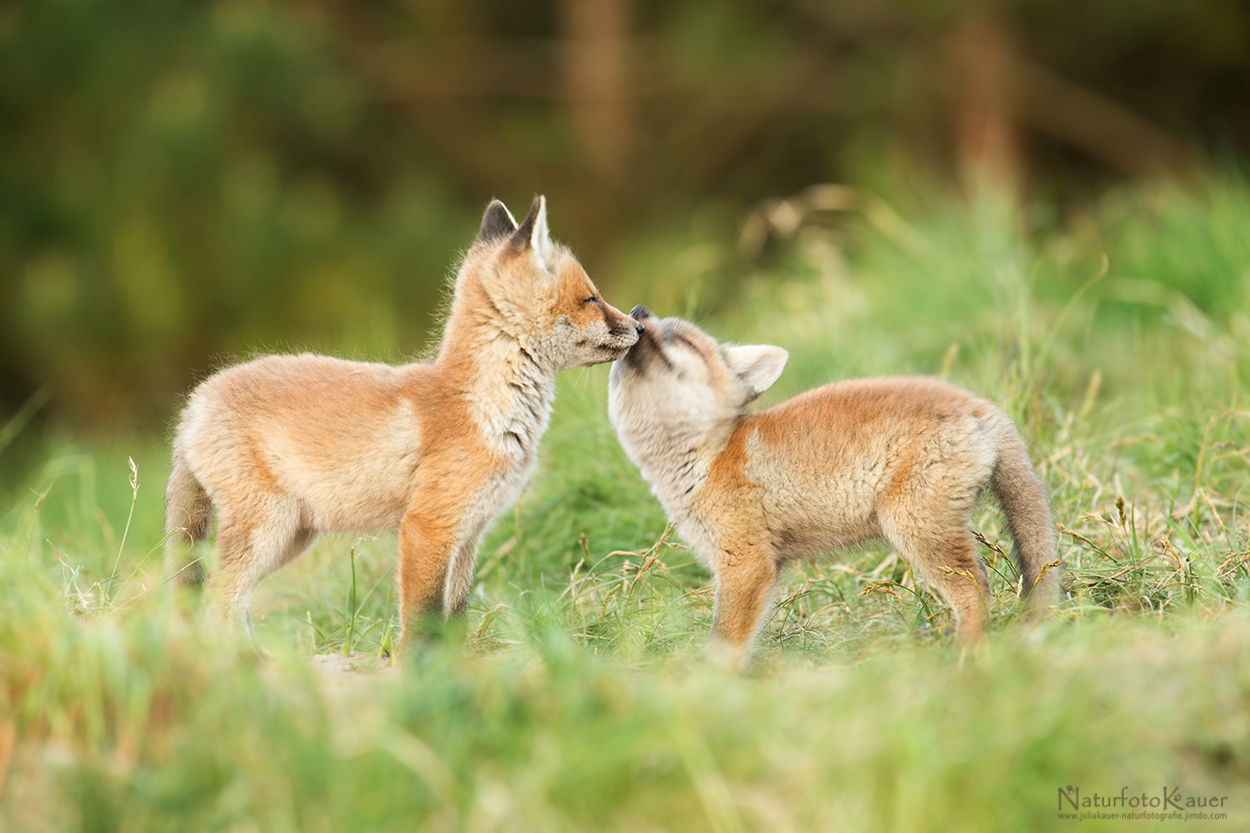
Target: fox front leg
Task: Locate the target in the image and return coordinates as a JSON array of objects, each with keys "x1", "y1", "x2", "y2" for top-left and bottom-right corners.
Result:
[
  {"x1": 707, "y1": 545, "x2": 780, "y2": 670},
  {"x1": 441, "y1": 515, "x2": 492, "y2": 619},
  {"x1": 396, "y1": 505, "x2": 467, "y2": 650}
]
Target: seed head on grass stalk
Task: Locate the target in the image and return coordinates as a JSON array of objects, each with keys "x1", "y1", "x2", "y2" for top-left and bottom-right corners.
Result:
[{"x1": 105, "y1": 457, "x2": 139, "y2": 602}]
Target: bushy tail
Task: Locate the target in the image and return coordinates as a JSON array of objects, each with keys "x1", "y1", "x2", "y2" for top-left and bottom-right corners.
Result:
[
  {"x1": 990, "y1": 420, "x2": 1060, "y2": 611},
  {"x1": 164, "y1": 452, "x2": 212, "y2": 590}
]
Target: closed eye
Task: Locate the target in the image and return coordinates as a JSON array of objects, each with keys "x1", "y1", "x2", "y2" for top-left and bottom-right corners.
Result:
[{"x1": 674, "y1": 335, "x2": 695, "y2": 349}]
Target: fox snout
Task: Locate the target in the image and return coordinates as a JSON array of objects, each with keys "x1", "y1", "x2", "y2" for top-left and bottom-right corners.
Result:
[
  {"x1": 616, "y1": 306, "x2": 664, "y2": 371},
  {"x1": 609, "y1": 305, "x2": 644, "y2": 340},
  {"x1": 615, "y1": 307, "x2": 645, "y2": 339},
  {"x1": 586, "y1": 302, "x2": 643, "y2": 363}
]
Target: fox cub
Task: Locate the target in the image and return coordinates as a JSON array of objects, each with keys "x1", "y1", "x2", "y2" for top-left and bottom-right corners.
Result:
[
  {"x1": 166, "y1": 196, "x2": 641, "y2": 646},
  {"x1": 608, "y1": 307, "x2": 1059, "y2": 666}
]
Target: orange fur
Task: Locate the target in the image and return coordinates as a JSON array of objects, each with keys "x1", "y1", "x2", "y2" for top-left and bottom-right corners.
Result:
[
  {"x1": 609, "y1": 309, "x2": 1060, "y2": 668},
  {"x1": 165, "y1": 197, "x2": 641, "y2": 649}
]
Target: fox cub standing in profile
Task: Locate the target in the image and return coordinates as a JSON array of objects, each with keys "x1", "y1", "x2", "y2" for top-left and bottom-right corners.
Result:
[
  {"x1": 166, "y1": 197, "x2": 641, "y2": 648},
  {"x1": 608, "y1": 307, "x2": 1059, "y2": 667}
]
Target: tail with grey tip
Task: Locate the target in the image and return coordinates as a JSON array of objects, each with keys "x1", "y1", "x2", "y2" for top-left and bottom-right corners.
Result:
[
  {"x1": 990, "y1": 422, "x2": 1060, "y2": 611},
  {"x1": 164, "y1": 452, "x2": 212, "y2": 590}
]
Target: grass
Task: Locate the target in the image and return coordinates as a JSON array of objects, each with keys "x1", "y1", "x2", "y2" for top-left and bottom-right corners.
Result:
[{"x1": 3, "y1": 175, "x2": 1250, "y2": 831}]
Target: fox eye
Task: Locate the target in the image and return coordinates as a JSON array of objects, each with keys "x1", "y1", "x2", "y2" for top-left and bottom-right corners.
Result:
[
  {"x1": 675, "y1": 335, "x2": 695, "y2": 349},
  {"x1": 582, "y1": 296, "x2": 599, "y2": 306}
]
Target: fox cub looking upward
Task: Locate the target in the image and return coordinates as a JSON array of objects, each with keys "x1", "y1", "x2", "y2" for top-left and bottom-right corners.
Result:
[
  {"x1": 166, "y1": 197, "x2": 641, "y2": 648},
  {"x1": 608, "y1": 308, "x2": 1059, "y2": 667}
]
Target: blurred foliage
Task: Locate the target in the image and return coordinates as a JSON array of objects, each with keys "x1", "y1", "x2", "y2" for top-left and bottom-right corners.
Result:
[
  {"x1": 1, "y1": 0, "x2": 1249, "y2": 478},
  {"x1": 1, "y1": 0, "x2": 478, "y2": 433}
]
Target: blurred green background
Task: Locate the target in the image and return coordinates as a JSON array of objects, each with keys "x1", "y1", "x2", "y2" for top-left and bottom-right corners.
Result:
[{"x1": 2, "y1": 0, "x2": 1249, "y2": 487}]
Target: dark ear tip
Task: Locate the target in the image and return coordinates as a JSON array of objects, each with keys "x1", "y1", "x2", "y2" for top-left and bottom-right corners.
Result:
[
  {"x1": 476, "y1": 199, "x2": 518, "y2": 244},
  {"x1": 510, "y1": 195, "x2": 544, "y2": 248}
]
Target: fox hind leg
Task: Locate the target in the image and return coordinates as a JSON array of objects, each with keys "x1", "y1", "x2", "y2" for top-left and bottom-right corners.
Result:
[
  {"x1": 881, "y1": 513, "x2": 991, "y2": 643},
  {"x1": 207, "y1": 495, "x2": 312, "y2": 637}
]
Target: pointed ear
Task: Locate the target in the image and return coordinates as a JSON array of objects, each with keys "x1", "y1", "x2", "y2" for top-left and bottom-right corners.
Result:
[
  {"x1": 477, "y1": 199, "x2": 517, "y2": 244},
  {"x1": 510, "y1": 195, "x2": 554, "y2": 266},
  {"x1": 723, "y1": 345, "x2": 788, "y2": 400}
]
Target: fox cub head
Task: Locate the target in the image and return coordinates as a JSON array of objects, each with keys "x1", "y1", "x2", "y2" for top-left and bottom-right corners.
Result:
[
  {"x1": 608, "y1": 307, "x2": 788, "y2": 464},
  {"x1": 459, "y1": 196, "x2": 640, "y2": 369}
]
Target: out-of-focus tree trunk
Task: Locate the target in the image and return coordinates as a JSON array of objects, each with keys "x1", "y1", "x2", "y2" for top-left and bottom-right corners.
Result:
[
  {"x1": 558, "y1": 0, "x2": 634, "y2": 196},
  {"x1": 948, "y1": 15, "x2": 1020, "y2": 201}
]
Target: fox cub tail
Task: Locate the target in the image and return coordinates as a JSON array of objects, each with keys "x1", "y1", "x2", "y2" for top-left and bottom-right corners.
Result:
[
  {"x1": 164, "y1": 452, "x2": 213, "y2": 590},
  {"x1": 990, "y1": 420, "x2": 1060, "y2": 611}
]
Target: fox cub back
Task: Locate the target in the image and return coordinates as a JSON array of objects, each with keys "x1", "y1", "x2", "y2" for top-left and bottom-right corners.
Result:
[
  {"x1": 165, "y1": 197, "x2": 640, "y2": 649},
  {"x1": 608, "y1": 307, "x2": 1059, "y2": 667}
]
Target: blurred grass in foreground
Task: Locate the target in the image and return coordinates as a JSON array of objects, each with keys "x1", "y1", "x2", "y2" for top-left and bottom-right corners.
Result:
[{"x1": 3, "y1": 177, "x2": 1250, "y2": 830}]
